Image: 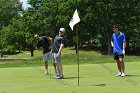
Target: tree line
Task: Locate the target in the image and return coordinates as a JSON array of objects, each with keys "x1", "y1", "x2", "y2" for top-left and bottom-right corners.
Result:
[{"x1": 0, "y1": 0, "x2": 140, "y2": 57}]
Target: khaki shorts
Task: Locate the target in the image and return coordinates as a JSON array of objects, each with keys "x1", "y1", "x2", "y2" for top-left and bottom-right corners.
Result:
[
  {"x1": 51, "y1": 53, "x2": 61, "y2": 63},
  {"x1": 43, "y1": 52, "x2": 51, "y2": 62}
]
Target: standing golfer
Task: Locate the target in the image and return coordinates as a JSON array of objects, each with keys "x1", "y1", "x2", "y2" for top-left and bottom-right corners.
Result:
[
  {"x1": 34, "y1": 34, "x2": 52, "y2": 74},
  {"x1": 51, "y1": 28, "x2": 65, "y2": 79},
  {"x1": 111, "y1": 25, "x2": 126, "y2": 77}
]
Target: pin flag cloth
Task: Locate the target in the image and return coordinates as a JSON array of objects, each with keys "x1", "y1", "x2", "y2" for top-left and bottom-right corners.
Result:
[{"x1": 69, "y1": 9, "x2": 80, "y2": 30}]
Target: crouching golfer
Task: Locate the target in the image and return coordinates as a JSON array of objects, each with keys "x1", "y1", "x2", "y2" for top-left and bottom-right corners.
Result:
[{"x1": 34, "y1": 34, "x2": 52, "y2": 75}]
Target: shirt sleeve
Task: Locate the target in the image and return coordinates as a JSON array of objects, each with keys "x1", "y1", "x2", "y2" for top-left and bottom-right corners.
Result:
[
  {"x1": 37, "y1": 40, "x2": 42, "y2": 48},
  {"x1": 61, "y1": 37, "x2": 65, "y2": 44},
  {"x1": 122, "y1": 33, "x2": 126, "y2": 42},
  {"x1": 111, "y1": 35, "x2": 114, "y2": 42}
]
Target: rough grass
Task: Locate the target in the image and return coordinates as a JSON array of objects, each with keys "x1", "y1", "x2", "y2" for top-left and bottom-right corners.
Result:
[{"x1": 0, "y1": 47, "x2": 140, "y2": 68}]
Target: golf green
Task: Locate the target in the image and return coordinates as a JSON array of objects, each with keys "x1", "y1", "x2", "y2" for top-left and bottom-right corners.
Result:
[{"x1": 0, "y1": 62, "x2": 139, "y2": 93}]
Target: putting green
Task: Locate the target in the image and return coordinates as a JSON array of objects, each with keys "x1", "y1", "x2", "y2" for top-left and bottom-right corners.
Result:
[{"x1": 0, "y1": 62, "x2": 139, "y2": 93}]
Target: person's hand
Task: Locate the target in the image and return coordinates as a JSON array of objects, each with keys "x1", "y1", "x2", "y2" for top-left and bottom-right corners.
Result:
[
  {"x1": 122, "y1": 49, "x2": 125, "y2": 54},
  {"x1": 48, "y1": 45, "x2": 52, "y2": 50},
  {"x1": 49, "y1": 49, "x2": 52, "y2": 54},
  {"x1": 112, "y1": 45, "x2": 114, "y2": 47},
  {"x1": 56, "y1": 52, "x2": 60, "y2": 57}
]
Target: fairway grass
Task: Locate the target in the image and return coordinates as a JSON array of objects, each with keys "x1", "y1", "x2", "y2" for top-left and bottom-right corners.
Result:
[{"x1": 0, "y1": 62, "x2": 140, "y2": 93}]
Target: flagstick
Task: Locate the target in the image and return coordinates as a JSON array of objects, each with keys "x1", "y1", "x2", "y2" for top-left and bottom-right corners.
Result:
[
  {"x1": 76, "y1": 24, "x2": 80, "y2": 86},
  {"x1": 69, "y1": 0, "x2": 80, "y2": 86},
  {"x1": 75, "y1": 0, "x2": 79, "y2": 86}
]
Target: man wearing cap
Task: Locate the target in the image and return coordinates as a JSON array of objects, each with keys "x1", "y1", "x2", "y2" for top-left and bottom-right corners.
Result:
[
  {"x1": 111, "y1": 25, "x2": 126, "y2": 77},
  {"x1": 51, "y1": 28, "x2": 65, "y2": 79},
  {"x1": 34, "y1": 34, "x2": 52, "y2": 74}
]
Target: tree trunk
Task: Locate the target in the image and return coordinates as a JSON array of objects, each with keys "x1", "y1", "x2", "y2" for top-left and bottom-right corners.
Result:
[
  {"x1": 30, "y1": 44, "x2": 34, "y2": 57},
  {"x1": 1, "y1": 52, "x2": 3, "y2": 57}
]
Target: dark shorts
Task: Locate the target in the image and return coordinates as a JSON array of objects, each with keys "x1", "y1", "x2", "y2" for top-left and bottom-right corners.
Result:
[{"x1": 114, "y1": 54, "x2": 124, "y2": 60}]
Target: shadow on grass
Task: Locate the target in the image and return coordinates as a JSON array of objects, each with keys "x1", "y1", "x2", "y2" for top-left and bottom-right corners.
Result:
[
  {"x1": 1, "y1": 51, "x2": 22, "y2": 55},
  {"x1": 125, "y1": 74, "x2": 139, "y2": 77},
  {"x1": 63, "y1": 77, "x2": 82, "y2": 79},
  {"x1": 93, "y1": 84, "x2": 106, "y2": 86}
]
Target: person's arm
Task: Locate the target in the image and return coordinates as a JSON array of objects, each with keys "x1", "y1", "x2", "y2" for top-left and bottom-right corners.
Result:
[
  {"x1": 58, "y1": 44, "x2": 64, "y2": 53},
  {"x1": 111, "y1": 35, "x2": 114, "y2": 47},
  {"x1": 111, "y1": 41, "x2": 114, "y2": 47},
  {"x1": 58, "y1": 37, "x2": 65, "y2": 53},
  {"x1": 123, "y1": 42, "x2": 126, "y2": 49},
  {"x1": 37, "y1": 38, "x2": 44, "y2": 51},
  {"x1": 56, "y1": 43, "x2": 64, "y2": 57},
  {"x1": 122, "y1": 42, "x2": 126, "y2": 54},
  {"x1": 36, "y1": 38, "x2": 39, "y2": 48},
  {"x1": 48, "y1": 37, "x2": 52, "y2": 49},
  {"x1": 122, "y1": 33, "x2": 126, "y2": 54}
]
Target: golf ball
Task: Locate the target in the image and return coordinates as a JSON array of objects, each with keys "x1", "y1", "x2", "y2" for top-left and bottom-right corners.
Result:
[{"x1": 64, "y1": 86, "x2": 67, "y2": 88}]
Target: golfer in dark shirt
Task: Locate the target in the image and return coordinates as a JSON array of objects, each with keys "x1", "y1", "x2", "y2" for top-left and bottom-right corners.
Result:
[
  {"x1": 51, "y1": 28, "x2": 65, "y2": 79},
  {"x1": 35, "y1": 34, "x2": 52, "y2": 74}
]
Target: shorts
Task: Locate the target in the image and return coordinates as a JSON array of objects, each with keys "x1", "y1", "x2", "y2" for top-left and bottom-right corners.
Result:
[
  {"x1": 114, "y1": 54, "x2": 124, "y2": 60},
  {"x1": 51, "y1": 53, "x2": 61, "y2": 63},
  {"x1": 43, "y1": 52, "x2": 51, "y2": 62}
]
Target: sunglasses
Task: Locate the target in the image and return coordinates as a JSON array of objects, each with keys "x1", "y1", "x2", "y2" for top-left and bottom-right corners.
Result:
[{"x1": 59, "y1": 31, "x2": 64, "y2": 33}]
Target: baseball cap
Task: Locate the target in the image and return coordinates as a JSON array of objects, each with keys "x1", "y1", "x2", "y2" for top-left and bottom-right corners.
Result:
[
  {"x1": 59, "y1": 28, "x2": 65, "y2": 33},
  {"x1": 34, "y1": 34, "x2": 39, "y2": 38}
]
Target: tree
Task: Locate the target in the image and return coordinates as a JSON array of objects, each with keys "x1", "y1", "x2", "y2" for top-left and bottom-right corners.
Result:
[
  {"x1": 0, "y1": 0, "x2": 22, "y2": 29},
  {"x1": 0, "y1": 0, "x2": 22, "y2": 57},
  {"x1": 1, "y1": 0, "x2": 139, "y2": 56}
]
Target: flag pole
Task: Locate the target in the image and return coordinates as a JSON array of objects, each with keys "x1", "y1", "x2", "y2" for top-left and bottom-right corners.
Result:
[
  {"x1": 75, "y1": 0, "x2": 80, "y2": 86},
  {"x1": 69, "y1": 0, "x2": 80, "y2": 86},
  {"x1": 76, "y1": 24, "x2": 80, "y2": 86}
]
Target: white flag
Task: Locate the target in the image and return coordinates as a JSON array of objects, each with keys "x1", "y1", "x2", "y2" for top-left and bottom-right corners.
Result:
[{"x1": 69, "y1": 9, "x2": 80, "y2": 30}]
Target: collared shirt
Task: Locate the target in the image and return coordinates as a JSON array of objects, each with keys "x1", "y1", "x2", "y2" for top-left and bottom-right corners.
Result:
[
  {"x1": 52, "y1": 35, "x2": 65, "y2": 53},
  {"x1": 111, "y1": 31, "x2": 126, "y2": 55},
  {"x1": 37, "y1": 36, "x2": 51, "y2": 54}
]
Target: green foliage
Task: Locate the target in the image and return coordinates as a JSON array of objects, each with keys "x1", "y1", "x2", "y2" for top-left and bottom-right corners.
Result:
[
  {"x1": 0, "y1": 0, "x2": 22, "y2": 28},
  {"x1": 0, "y1": 0, "x2": 140, "y2": 55}
]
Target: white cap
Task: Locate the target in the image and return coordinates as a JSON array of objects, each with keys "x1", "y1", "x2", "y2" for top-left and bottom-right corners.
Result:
[
  {"x1": 34, "y1": 34, "x2": 39, "y2": 38},
  {"x1": 59, "y1": 28, "x2": 65, "y2": 33}
]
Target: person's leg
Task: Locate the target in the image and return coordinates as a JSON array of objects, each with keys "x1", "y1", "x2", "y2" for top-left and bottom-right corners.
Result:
[
  {"x1": 121, "y1": 61, "x2": 125, "y2": 73},
  {"x1": 56, "y1": 63, "x2": 61, "y2": 75},
  {"x1": 53, "y1": 63, "x2": 57, "y2": 75},
  {"x1": 116, "y1": 60, "x2": 122, "y2": 73},
  {"x1": 60, "y1": 63, "x2": 63, "y2": 76},
  {"x1": 56, "y1": 63, "x2": 63, "y2": 76},
  {"x1": 119, "y1": 57, "x2": 125, "y2": 73},
  {"x1": 43, "y1": 53, "x2": 49, "y2": 74},
  {"x1": 119, "y1": 57, "x2": 125, "y2": 76},
  {"x1": 54, "y1": 53, "x2": 63, "y2": 79},
  {"x1": 114, "y1": 54, "x2": 122, "y2": 76},
  {"x1": 44, "y1": 62, "x2": 48, "y2": 74},
  {"x1": 58, "y1": 54, "x2": 63, "y2": 78},
  {"x1": 52, "y1": 53, "x2": 58, "y2": 75},
  {"x1": 55, "y1": 63, "x2": 63, "y2": 79}
]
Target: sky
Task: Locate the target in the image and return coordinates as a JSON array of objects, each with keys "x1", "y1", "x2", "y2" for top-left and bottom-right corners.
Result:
[{"x1": 20, "y1": 0, "x2": 31, "y2": 10}]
